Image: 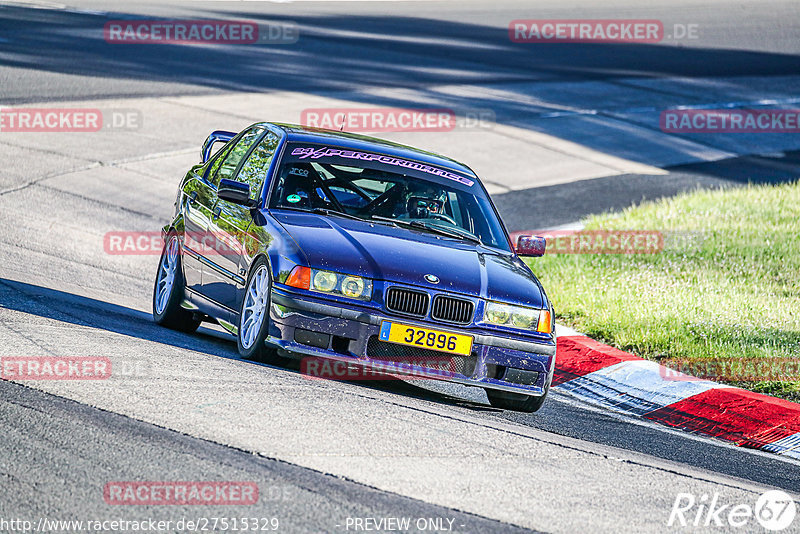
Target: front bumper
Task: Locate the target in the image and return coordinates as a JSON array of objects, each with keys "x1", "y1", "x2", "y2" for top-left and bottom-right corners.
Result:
[{"x1": 267, "y1": 287, "x2": 556, "y2": 396}]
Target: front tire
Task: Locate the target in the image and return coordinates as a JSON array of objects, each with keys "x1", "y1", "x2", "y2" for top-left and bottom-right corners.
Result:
[
  {"x1": 237, "y1": 257, "x2": 280, "y2": 363},
  {"x1": 152, "y1": 233, "x2": 201, "y2": 333},
  {"x1": 486, "y1": 389, "x2": 548, "y2": 413}
]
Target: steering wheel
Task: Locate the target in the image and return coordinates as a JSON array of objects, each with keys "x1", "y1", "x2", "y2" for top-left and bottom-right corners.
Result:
[{"x1": 428, "y1": 212, "x2": 458, "y2": 226}]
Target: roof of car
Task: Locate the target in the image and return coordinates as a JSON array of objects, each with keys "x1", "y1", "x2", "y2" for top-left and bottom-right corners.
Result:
[{"x1": 268, "y1": 122, "x2": 477, "y2": 178}]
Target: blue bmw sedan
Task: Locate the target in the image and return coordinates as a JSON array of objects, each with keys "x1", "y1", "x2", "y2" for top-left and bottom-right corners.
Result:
[{"x1": 153, "y1": 123, "x2": 555, "y2": 412}]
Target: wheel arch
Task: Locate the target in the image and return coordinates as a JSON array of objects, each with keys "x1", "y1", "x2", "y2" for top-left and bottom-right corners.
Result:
[{"x1": 161, "y1": 219, "x2": 188, "y2": 281}]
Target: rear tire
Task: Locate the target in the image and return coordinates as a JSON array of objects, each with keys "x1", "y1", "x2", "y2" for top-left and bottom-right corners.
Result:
[
  {"x1": 486, "y1": 389, "x2": 548, "y2": 413},
  {"x1": 237, "y1": 257, "x2": 281, "y2": 364},
  {"x1": 152, "y1": 233, "x2": 201, "y2": 333}
]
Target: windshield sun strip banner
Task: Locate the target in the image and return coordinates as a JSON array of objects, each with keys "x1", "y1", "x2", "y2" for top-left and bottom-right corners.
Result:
[{"x1": 290, "y1": 146, "x2": 475, "y2": 187}]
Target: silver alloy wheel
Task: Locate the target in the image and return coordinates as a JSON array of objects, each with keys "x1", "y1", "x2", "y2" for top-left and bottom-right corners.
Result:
[
  {"x1": 240, "y1": 265, "x2": 269, "y2": 349},
  {"x1": 155, "y1": 236, "x2": 179, "y2": 315}
]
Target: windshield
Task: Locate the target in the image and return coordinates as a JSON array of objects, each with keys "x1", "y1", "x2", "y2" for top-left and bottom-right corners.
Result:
[{"x1": 268, "y1": 143, "x2": 511, "y2": 251}]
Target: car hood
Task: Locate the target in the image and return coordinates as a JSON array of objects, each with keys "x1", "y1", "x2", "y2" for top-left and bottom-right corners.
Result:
[{"x1": 272, "y1": 211, "x2": 545, "y2": 308}]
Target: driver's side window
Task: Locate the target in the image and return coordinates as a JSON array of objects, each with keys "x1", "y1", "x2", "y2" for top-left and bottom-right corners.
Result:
[
  {"x1": 206, "y1": 143, "x2": 233, "y2": 184},
  {"x1": 210, "y1": 127, "x2": 265, "y2": 187},
  {"x1": 236, "y1": 132, "x2": 280, "y2": 200}
]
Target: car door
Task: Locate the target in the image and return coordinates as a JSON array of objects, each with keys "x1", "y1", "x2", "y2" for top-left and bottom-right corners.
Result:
[
  {"x1": 197, "y1": 126, "x2": 267, "y2": 311},
  {"x1": 207, "y1": 129, "x2": 281, "y2": 313},
  {"x1": 181, "y1": 140, "x2": 238, "y2": 295}
]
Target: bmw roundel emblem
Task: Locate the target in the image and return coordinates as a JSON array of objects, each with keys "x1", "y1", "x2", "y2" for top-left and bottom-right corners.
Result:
[{"x1": 424, "y1": 274, "x2": 440, "y2": 284}]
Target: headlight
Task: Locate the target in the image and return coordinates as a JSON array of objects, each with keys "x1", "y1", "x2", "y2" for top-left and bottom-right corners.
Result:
[
  {"x1": 484, "y1": 301, "x2": 552, "y2": 333},
  {"x1": 485, "y1": 304, "x2": 512, "y2": 324},
  {"x1": 510, "y1": 311, "x2": 537, "y2": 329},
  {"x1": 286, "y1": 266, "x2": 372, "y2": 301},
  {"x1": 341, "y1": 276, "x2": 366, "y2": 299},
  {"x1": 312, "y1": 270, "x2": 338, "y2": 292}
]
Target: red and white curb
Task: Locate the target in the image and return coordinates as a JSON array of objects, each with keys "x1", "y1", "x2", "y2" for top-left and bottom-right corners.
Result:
[{"x1": 552, "y1": 333, "x2": 800, "y2": 459}]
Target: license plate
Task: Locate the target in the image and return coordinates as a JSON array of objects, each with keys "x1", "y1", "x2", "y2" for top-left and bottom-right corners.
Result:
[{"x1": 379, "y1": 321, "x2": 473, "y2": 356}]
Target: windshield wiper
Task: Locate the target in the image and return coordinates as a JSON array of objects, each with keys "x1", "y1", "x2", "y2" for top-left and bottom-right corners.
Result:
[
  {"x1": 412, "y1": 221, "x2": 483, "y2": 245},
  {"x1": 370, "y1": 216, "x2": 482, "y2": 245},
  {"x1": 436, "y1": 225, "x2": 482, "y2": 244},
  {"x1": 273, "y1": 205, "x2": 367, "y2": 221},
  {"x1": 276, "y1": 206, "x2": 406, "y2": 228},
  {"x1": 369, "y1": 215, "x2": 404, "y2": 227},
  {"x1": 310, "y1": 208, "x2": 399, "y2": 228},
  {"x1": 310, "y1": 207, "x2": 367, "y2": 222}
]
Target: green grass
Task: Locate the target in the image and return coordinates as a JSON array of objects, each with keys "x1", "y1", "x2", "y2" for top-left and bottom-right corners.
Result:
[{"x1": 526, "y1": 182, "x2": 800, "y2": 400}]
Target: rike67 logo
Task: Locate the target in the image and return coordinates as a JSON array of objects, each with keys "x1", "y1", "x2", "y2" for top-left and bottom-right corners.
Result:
[{"x1": 668, "y1": 490, "x2": 796, "y2": 531}]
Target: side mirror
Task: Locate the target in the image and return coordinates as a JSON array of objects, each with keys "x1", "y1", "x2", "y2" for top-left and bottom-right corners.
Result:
[
  {"x1": 201, "y1": 130, "x2": 236, "y2": 163},
  {"x1": 515, "y1": 235, "x2": 546, "y2": 257},
  {"x1": 218, "y1": 179, "x2": 257, "y2": 208}
]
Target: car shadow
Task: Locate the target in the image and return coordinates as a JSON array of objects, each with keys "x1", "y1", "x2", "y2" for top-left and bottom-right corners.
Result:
[
  {"x1": 6, "y1": 279, "x2": 800, "y2": 494},
  {"x1": 0, "y1": 278, "x2": 497, "y2": 412}
]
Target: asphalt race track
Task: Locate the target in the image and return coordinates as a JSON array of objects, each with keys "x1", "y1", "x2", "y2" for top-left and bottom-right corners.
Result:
[{"x1": 1, "y1": 1, "x2": 799, "y2": 533}]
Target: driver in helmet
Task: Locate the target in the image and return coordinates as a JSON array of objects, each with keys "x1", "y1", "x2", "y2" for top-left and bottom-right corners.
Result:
[{"x1": 401, "y1": 183, "x2": 446, "y2": 220}]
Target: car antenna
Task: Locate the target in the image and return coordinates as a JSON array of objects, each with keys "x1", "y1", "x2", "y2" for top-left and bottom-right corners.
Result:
[{"x1": 340, "y1": 114, "x2": 346, "y2": 131}]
